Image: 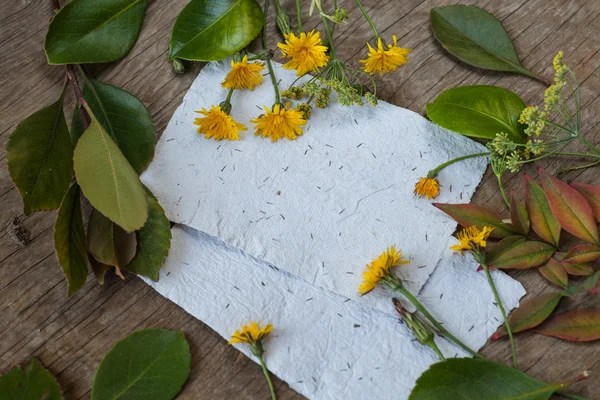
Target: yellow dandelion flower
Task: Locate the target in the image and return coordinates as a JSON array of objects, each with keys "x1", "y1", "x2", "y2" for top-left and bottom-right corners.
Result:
[
  {"x1": 360, "y1": 35, "x2": 411, "y2": 75},
  {"x1": 229, "y1": 321, "x2": 273, "y2": 345},
  {"x1": 222, "y1": 55, "x2": 265, "y2": 90},
  {"x1": 251, "y1": 103, "x2": 307, "y2": 142},
  {"x1": 193, "y1": 105, "x2": 247, "y2": 141},
  {"x1": 450, "y1": 226, "x2": 494, "y2": 255},
  {"x1": 359, "y1": 246, "x2": 409, "y2": 295},
  {"x1": 414, "y1": 177, "x2": 440, "y2": 199},
  {"x1": 278, "y1": 30, "x2": 330, "y2": 76}
]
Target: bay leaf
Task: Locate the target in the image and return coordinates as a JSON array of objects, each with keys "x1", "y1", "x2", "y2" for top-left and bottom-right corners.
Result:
[
  {"x1": 169, "y1": 0, "x2": 264, "y2": 61},
  {"x1": 87, "y1": 209, "x2": 137, "y2": 270},
  {"x1": 91, "y1": 328, "x2": 190, "y2": 400},
  {"x1": 44, "y1": 0, "x2": 148, "y2": 64},
  {"x1": 0, "y1": 358, "x2": 63, "y2": 400},
  {"x1": 7, "y1": 97, "x2": 73, "y2": 215}
]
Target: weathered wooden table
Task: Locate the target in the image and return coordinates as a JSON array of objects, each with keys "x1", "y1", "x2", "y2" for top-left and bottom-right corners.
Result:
[{"x1": 1, "y1": 0, "x2": 599, "y2": 398}]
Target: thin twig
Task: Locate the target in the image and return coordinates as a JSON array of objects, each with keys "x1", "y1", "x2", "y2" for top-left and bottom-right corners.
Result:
[{"x1": 66, "y1": 65, "x2": 90, "y2": 128}]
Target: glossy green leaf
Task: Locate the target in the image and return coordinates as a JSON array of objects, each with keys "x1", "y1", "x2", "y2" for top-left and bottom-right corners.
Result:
[
  {"x1": 409, "y1": 358, "x2": 568, "y2": 400},
  {"x1": 0, "y1": 358, "x2": 63, "y2": 400},
  {"x1": 87, "y1": 209, "x2": 137, "y2": 272},
  {"x1": 489, "y1": 241, "x2": 554, "y2": 270},
  {"x1": 91, "y1": 328, "x2": 191, "y2": 400},
  {"x1": 80, "y1": 79, "x2": 155, "y2": 173},
  {"x1": 73, "y1": 114, "x2": 148, "y2": 232},
  {"x1": 126, "y1": 188, "x2": 172, "y2": 281},
  {"x1": 583, "y1": 271, "x2": 600, "y2": 294},
  {"x1": 486, "y1": 236, "x2": 526, "y2": 263},
  {"x1": 524, "y1": 174, "x2": 561, "y2": 247},
  {"x1": 430, "y1": 5, "x2": 538, "y2": 79},
  {"x1": 434, "y1": 202, "x2": 518, "y2": 239},
  {"x1": 44, "y1": 0, "x2": 148, "y2": 64},
  {"x1": 169, "y1": 0, "x2": 264, "y2": 61},
  {"x1": 7, "y1": 97, "x2": 73, "y2": 215},
  {"x1": 538, "y1": 258, "x2": 568, "y2": 288},
  {"x1": 492, "y1": 292, "x2": 562, "y2": 339},
  {"x1": 540, "y1": 168, "x2": 599, "y2": 245},
  {"x1": 70, "y1": 105, "x2": 86, "y2": 146},
  {"x1": 426, "y1": 85, "x2": 526, "y2": 142},
  {"x1": 54, "y1": 184, "x2": 88, "y2": 296},
  {"x1": 535, "y1": 309, "x2": 600, "y2": 342},
  {"x1": 510, "y1": 190, "x2": 530, "y2": 235},
  {"x1": 562, "y1": 244, "x2": 600, "y2": 264},
  {"x1": 570, "y1": 181, "x2": 600, "y2": 222}
]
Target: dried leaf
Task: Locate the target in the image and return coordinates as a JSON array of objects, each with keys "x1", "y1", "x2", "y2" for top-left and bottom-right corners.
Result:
[
  {"x1": 539, "y1": 168, "x2": 599, "y2": 245},
  {"x1": 535, "y1": 309, "x2": 600, "y2": 341},
  {"x1": 434, "y1": 203, "x2": 518, "y2": 239},
  {"x1": 510, "y1": 190, "x2": 530, "y2": 235},
  {"x1": 489, "y1": 241, "x2": 555, "y2": 269},
  {"x1": 492, "y1": 292, "x2": 562, "y2": 339},
  {"x1": 524, "y1": 174, "x2": 561, "y2": 247},
  {"x1": 570, "y1": 181, "x2": 600, "y2": 222},
  {"x1": 538, "y1": 258, "x2": 568, "y2": 288},
  {"x1": 562, "y1": 244, "x2": 600, "y2": 264}
]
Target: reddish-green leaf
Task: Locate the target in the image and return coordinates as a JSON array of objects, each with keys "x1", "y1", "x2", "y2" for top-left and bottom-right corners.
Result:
[
  {"x1": 535, "y1": 308, "x2": 600, "y2": 341},
  {"x1": 583, "y1": 271, "x2": 600, "y2": 295},
  {"x1": 433, "y1": 203, "x2": 518, "y2": 239},
  {"x1": 510, "y1": 190, "x2": 529, "y2": 235},
  {"x1": 562, "y1": 244, "x2": 600, "y2": 264},
  {"x1": 554, "y1": 252, "x2": 595, "y2": 276},
  {"x1": 489, "y1": 241, "x2": 555, "y2": 269},
  {"x1": 524, "y1": 174, "x2": 561, "y2": 247},
  {"x1": 492, "y1": 292, "x2": 562, "y2": 339},
  {"x1": 570, "y1": 181, "x2": 600, "y2": 222},
  {"x1": 486, "y1": 236, "x2": 526, "y2": 263},
  {"x1": 539, "y1": 168, "x2": 599, "y2": 245},
  {"x1": 538, "y1": 258, "x2": 568, "y2": 288}
]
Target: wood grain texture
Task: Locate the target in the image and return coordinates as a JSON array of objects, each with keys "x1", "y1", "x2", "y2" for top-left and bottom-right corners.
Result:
[{"x1": 1, "y1": 0, "x2": 599, "y2": 398}]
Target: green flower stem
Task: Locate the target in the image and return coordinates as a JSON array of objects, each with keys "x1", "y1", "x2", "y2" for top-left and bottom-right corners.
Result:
[
  {"x1": 392, "y1": 284, "x2": 481, "y2": 358},
  {"x1": 429, "y1": 340, "x2": 446, "y2": 361},
  {"x1": 321, "y1": 14, "x2": 337, "y2": 59},
  {"x1": 496, "y1": 173, "x2": 510, "y2": 207},
  {"x1": 428, "y1": 152, "x2": 489, "y2": 178},
  {"x1": 295, "y1": 0, "x2": 302, "y2": 31},
  {"x1": 226, "y1": 88, "x2": 234, "y2": 103},
  {"x1": 355, "y1": 0, "x2": 379, "y2": 39},
  {"x1": 262, "y1": 0, "x2": 281, "y2": 105},
  {"x1": 482, "y1": 263, "x2": 518, "y2": 369},
  {"x1": 578, "y1": 135, "x2": 600, "y2": 156},
  {"x1": 258, "y1": 354, "x2": 277, "y2": 400}
]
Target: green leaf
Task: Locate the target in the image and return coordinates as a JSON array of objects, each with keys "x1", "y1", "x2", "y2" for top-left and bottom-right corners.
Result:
[
  {"x1": 169, "y1": 0, "x2": 264, "y2": 61},
  {"x1": 434, "y1": 202, "x2": 519, "y2": 239},
  {"x1": 7, "y1": 97, "x2": 73, "y2": 215},
  {"x1": 73, "y1": 114, "x2": 148, "y2": 232},
  {"x1": 88, "y1": 253, "x2": 112, "y2": 285},
  {"x1": 538, "y1": 258, "x2": 568, "y2": 288},
  {"x1": 492, "y1": 292, "x2": 562, "y2": 339},
  {"x1": 430, "y1": 5, "x2": 539, "y2": 79},
  {"x1": 91, "y1": 328, "x2": 190, "y2": 400},
  {"x1": 426, "y1": 85, "x2": 526, "y2": 143},
  {"x1": 524, "y1": 174, "x2": 561, "y2": 247},
  {"x1": 570, "y1": 181, "x2": 600, "y2": 222},
  {"x1": 535, "y1": 309, "x2": 600, "y2": 342},
  {"x1": 489, "y1": 241, "x2": 555, "y2": 270},
  {"x1": 486, "y1": 236, "x2": 527, "y2": 263},
  {"x1": 87, "y1": 209, "x2": 137, "y2": 272},
  {"x1": 70, "y1": 105, "x2": 86, "y2": 146},
  {"x1": 54, "y1": 184, "x2": 88, "y2": 296},
  {"x1": 0, "y1": 358, "x2": 63, "y2": 400},
  {"x1": 44, "y1": 0, "x2": 148, "y2": 64},
  {"x1": 510, "y1": 190, "x2": 530, "y2": 235},
  {"x1": 80, "y1": 79, "x2": 155, "y2": 173},
  {"x1": 409, "y1": 358, "x2": 568, "y2": 400},
  {"x1": 126, "y1": 188, "x2": 172, "y2": 281},
  {"x1": 540, "y1": 168, "x2": 599, "y2": 245},
  {"x1": 583, "y1": 271, "x2": 600, "y2": 294}
]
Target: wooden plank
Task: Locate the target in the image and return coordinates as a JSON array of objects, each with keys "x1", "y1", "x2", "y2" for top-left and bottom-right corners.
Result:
[{"x1": 0, "y1": 0, "x2": 598, "y2": 398}]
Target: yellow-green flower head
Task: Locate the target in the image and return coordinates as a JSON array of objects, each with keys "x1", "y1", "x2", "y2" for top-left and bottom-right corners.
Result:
[
  {"x1": 278, "y1": 30, "x2": 330, "y2": 76},
  {"x1": 229, "y1": 321, "x2": 273, "y2": 345},
  {"x1": 295, "y1": 103, "x2": 312, "y2": 119},
  {"x1": 414, "y1": 177, "x2": 440, "y2": 200},
  {"x1": 222, "y1": 55, "x2": 265, "y2": 90},
  {"x1": 360, "y1": 36, "x2": 411, "y2": 75},
  {"x1": 358, "y1": 246, "x2": 409, "y2": 295},
  {"x1": 193, "y1": 105, "x2": 247, "y2": 141},
  {"x1": 450, "y1": 226, "x2": 494, "y2": 255},
  {"x1": 251, "y1": 103, "x2": 307, "y2": 142}
]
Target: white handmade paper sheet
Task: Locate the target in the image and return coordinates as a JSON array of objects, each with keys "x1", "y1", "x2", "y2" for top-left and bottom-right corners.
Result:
[
  {"x1": 141, "y1": 60, "x2": 490, "y2": 313},
  {"x1": 144, "y1": 226, "x2": 525, "y2": 400}
]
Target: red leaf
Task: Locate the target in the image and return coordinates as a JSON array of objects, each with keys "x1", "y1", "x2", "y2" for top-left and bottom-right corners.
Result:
[
  {"x1": 562, "y1": 244, "x2": 600, "y2": 264},
  {"x1": 539, "y1": 168, "x2": 599, "y2": 245},
  {"x1": 510, "y1": 190, "x2": 529, "y2": 235},
  {"x1": 492, "y1": 292, "x2": 562, "y2": 340},
  {"x1": 434, "y1": 203, "x2": 518, "y2": 239},
  {"x1": 554, "y1": 252, "x2": 595, "y2": 276},
  {"x1": 538, "y1": 258, "x2": 568, "y2": 288},
  {"x1": 535, "y1": 309, "x2": 600, "y2": 341},
  {"x1": 524, "y1": 174, "x2": 560, "y2": 247},
  {"x1": 570, "y1": 181, "x2": 600, "y2": 222},
  {"x1": 489, "y1": 241, "x2": 555, "y2": 270}
]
